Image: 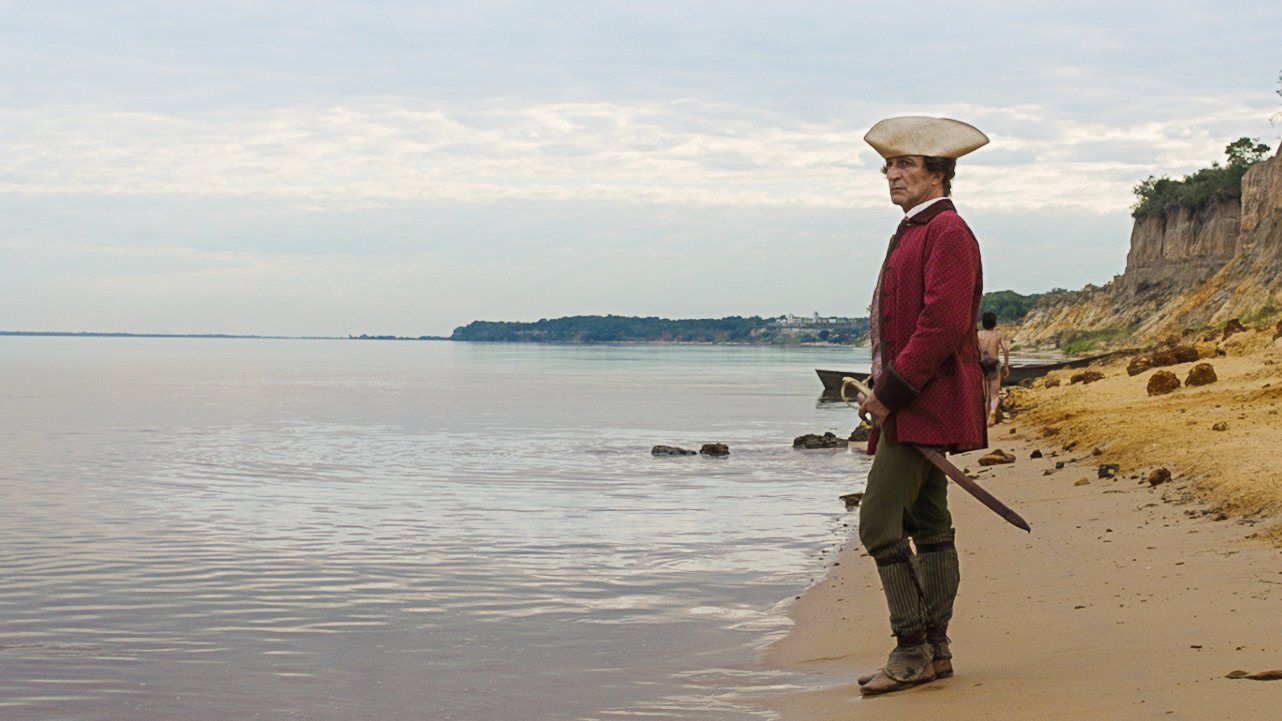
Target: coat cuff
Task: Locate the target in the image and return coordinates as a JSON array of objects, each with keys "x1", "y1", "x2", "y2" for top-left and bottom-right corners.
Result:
[{"x1": 874, "y1": 362, "x2": 919, "y2": 413}]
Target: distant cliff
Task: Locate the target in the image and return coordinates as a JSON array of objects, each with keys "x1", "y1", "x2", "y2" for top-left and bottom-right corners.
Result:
[{"x1": 1015, "y1": 147, "x2": 1282, "y2": 350}]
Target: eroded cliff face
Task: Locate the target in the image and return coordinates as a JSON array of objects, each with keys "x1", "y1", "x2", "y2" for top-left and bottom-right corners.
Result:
[
  {"x1": 1015, "y1": 149, "x2": 1282, "y2": 350},
  {"x1": 1119, "y1": 199, "x2": 1240, "y2": 292}
]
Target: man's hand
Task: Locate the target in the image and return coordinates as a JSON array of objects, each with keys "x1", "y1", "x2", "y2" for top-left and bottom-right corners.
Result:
[
  {"x1": 1002, "y1": 364, "x2": 1011, "y2": 378},
  {"x1": 858, "y1": 388, "x2": 892, "y2": 426}
]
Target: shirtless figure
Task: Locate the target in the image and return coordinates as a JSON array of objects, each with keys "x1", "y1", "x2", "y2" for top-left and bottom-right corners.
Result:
[{"x1": 977, "y1": 312, "x2": 1009, "y2": 426}]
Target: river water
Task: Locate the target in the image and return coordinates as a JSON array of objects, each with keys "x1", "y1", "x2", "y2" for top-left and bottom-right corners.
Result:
[{"x1": 0, "y1": 338, "x2": 872, "y2": 720}]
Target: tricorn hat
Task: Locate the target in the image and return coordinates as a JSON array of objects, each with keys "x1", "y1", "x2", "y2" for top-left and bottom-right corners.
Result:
[{"x1": 864, "y1": 116, "x2": 989, "y2": 159}]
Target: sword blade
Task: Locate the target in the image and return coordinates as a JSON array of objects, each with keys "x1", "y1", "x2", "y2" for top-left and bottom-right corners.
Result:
[{"x1": 916, "y1": 446, "x2": 1031, "y2": 533}]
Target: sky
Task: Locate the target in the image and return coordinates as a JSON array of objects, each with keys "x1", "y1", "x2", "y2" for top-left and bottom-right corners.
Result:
[{"x1": 2, "y1": 1, "x2": 1280, "y2": 337}]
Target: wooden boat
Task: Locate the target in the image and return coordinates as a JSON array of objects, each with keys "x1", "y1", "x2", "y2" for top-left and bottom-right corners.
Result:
[{"x1": 815, "y1": 352, "x2": 1122, "y2": 398}]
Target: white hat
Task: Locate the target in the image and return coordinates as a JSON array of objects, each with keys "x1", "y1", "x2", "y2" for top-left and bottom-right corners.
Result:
[{"x1": 863, "y1": 116, "x2": 989, "y2": 159}]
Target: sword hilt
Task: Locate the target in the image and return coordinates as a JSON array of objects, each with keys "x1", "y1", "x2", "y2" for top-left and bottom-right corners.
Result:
[{"x1": 840, "y1": 376, "x2": 877, "y2": 428}]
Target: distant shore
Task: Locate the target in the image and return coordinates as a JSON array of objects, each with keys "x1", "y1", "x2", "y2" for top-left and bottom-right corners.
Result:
[
  {"x1": 0, "y1": 331, "x2": 449, "y2": 341},
  {"x1": 0, "y1": 331, "x2": 850, "y2": 347}
]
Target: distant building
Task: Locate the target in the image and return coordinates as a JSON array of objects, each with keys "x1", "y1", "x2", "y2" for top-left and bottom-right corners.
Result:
[{"x1": 776, "y1": 313, "x2": 865, "y2": 327}]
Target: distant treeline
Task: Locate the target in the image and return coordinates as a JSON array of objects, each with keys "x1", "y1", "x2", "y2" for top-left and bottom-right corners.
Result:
[
  {"x1": 979, "y1": 290, "x2": 1043, "y2": 324},
  {"x1": 450, "y1": 315, "x2": 868, "y2": 344},
  {"x1": 452, "y1": 294, "x2": 1044, "y2": 345},
  {"x1": 453, "y1": 315, "x2": 774, "y2": 343}
]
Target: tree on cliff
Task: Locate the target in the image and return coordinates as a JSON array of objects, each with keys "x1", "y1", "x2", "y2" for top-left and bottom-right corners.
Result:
[
  {"x1": 1226, "y1": 137, "x2": 1271, "y2": 168},
  {"x1": 1132, "y1": 137, "x2": 1272, "y2": 219}
]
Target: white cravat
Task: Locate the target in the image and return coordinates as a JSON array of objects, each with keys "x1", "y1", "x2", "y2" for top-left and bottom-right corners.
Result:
[{"x1": 905, "y1": 196, "x2": 949, "y2": 219}]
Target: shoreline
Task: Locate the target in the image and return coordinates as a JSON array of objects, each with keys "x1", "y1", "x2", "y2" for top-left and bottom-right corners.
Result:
[{"x1": 755, "y1": 328, "x2": 1282, "y2": 719}]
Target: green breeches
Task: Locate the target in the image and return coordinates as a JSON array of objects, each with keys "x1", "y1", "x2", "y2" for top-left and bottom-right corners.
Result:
[{"x1": 858, "y1": 440, "x2": 953, "y2": 556}]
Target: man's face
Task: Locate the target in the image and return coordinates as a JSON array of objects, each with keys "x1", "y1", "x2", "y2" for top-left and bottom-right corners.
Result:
[{"x1": 884, "y1": 155, "x2": 944, "y2": 211}]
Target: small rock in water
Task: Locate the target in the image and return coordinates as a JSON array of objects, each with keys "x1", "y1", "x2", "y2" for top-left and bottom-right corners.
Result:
[
  {"x1": 1147, "y1": 467, "x2": 1172, "y2": 486},
  {"x1": 977, "y1": 449, "x2": 1016, "y2": 466},
  {"x1": 652, "y1": 445, "x2": 697, "y2": 456},
  {"x1": 848, "y1": 424, "x2": 872, "y2": 442},
  {"x1": 1098, "y1": 464, "x2": 1120, "y2": 479},
  {"x1": 700, "y1": 443, "x2": 730, "y2": 457},
  {"x1": 793, "y1": 432, "x2": 847, "y2": 449},
  {"x1": 839, "y1": 492, "x2": 865, "y2": 509},
  {"x1": 1211, "y1": 421, "x2": 1229, "y2": 432}
]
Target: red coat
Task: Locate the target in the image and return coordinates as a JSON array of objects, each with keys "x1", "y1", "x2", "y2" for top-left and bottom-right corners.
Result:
[{"x1": 869, "y1": 199, "x2": 988, "y2": 453}]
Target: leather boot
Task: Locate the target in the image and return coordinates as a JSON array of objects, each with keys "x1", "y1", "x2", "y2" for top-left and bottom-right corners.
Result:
[{"x1": 859, "y1": 539, "x2": 935, "y2": 695}]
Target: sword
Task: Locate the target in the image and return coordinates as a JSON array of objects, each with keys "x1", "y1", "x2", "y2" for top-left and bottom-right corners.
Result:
[{"x1": 842, "y1": 376, "x2": 1031, "y2": 533}]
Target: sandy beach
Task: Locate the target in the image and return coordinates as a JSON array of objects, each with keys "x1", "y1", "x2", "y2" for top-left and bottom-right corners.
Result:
[{"x1": 759, "y1": 327, "x2": 1282, "y2": 720}]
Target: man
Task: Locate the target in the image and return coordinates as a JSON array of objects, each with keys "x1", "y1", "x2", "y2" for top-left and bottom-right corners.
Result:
[
  {"x1": 978, "y1": 311, "x2": 1011, "y2": 426},
  {"x1": 855, "y1": 116, "x2": 989, "y2": 695}
]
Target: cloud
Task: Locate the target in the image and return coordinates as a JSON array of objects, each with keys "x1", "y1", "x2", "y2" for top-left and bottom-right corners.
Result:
[{"x1": 3, "y1": 94, "x2": 1275, "y2": 217}]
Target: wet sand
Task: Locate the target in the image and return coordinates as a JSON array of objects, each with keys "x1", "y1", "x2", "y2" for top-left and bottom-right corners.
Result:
[{"x1": 759, "y1": 329, "x2": 1282, "y2": 720}]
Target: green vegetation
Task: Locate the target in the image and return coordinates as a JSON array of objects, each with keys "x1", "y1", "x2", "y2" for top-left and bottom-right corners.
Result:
[
  {"x1": 1132, "y1": 137, "x2": 1271, "y2": 220},
  {"x1": 980, "y1": 290, "x2": 1043, "y2": 324},
  {"x1": 1060, "y1": 327, "x2": 1130, "y2": 355},
  {"x1": 450, "y1": 315, "x2": 869, "y2": 344},
  {"x1": 1240, "y1": 301, "x2": 1281, "y2": 328}
]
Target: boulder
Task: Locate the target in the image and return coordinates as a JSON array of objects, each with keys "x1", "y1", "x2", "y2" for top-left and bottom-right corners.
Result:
[
  {"x1": 1098, "y1": 463, "x2": 1120, "y2": 479},
  {"x1": 1070, "y1": 370, "x2": 1105, "y2": 385},
  {"x1": 848, "y1": 424, "x2": 872, "y2": 442},
  {"x1": 700, "y1": 443, "x2": 730, "y2": 457},
  {"x1": 1185, "y1": 363, "x2": 1218, "y2": 387},
  {"x1": 977, "y1": 449, "x2": 1016, "y2": 466},
  {"x1": 652, "y1": 445, "x2": 697, "y2": 456},
  {"x1": 1223, "y1": 318, "x2": 1247, "y2": 340},
  {"x1": 1193, "y1": 340, "x2": 1219, "y2": 359},
  {"x1": 1212, "y1": 421, "x2": 1229, "y2": 431},
  {"x1": 1172, "y1": 345, "x2": 1200, "y2": 363},
  {"x1": 1030, "y1": 449, "x2": 1043, "y2": 459},
  {"x1": 793, "y1": 432, "x2": 847, "y2": 449},
  {"x1": 1044, "y1": 377, "x2": 1062, "y2": 388},
  {"x1": 1147, "y1": 467, "x2": 1172, "y2": 486},
  {"x1": 1147, "y1": 370, "x2": 1181, "y2": 396},
  {"x1": 1150, "y1": 348, "x2": 1178, "y2": 367},
  {"x1": 1126, "y1": 355, "x2": 1152, "y2": 376}
]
